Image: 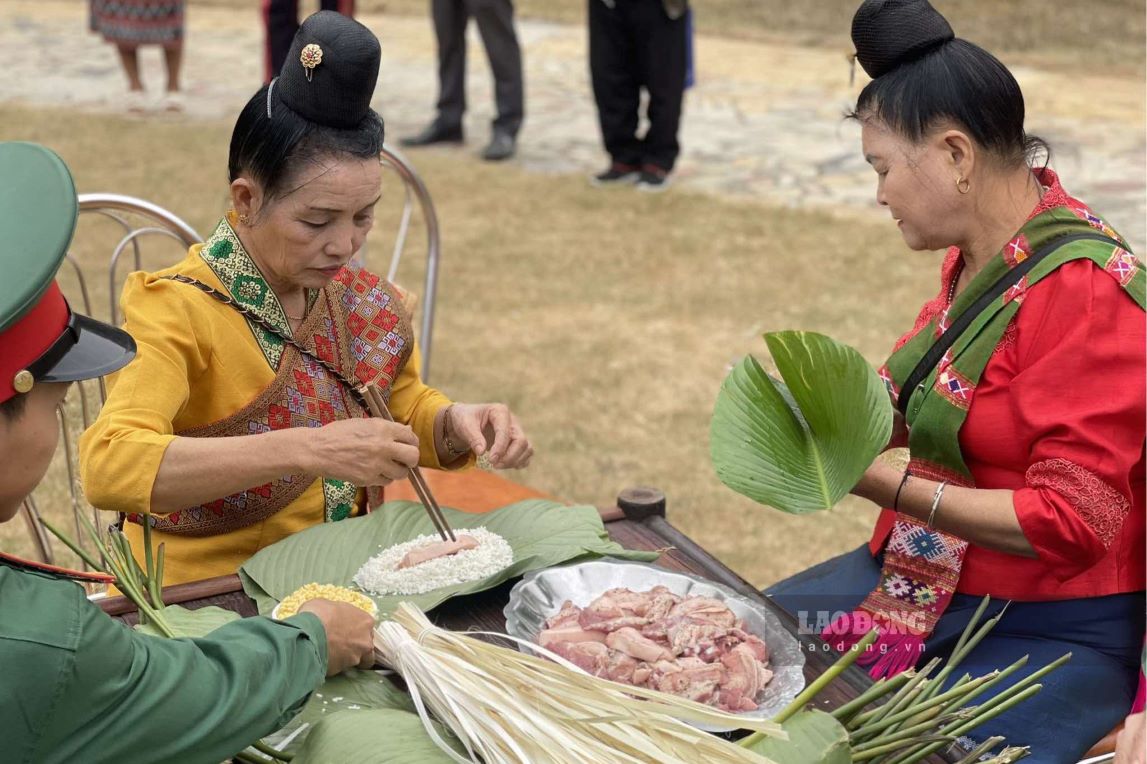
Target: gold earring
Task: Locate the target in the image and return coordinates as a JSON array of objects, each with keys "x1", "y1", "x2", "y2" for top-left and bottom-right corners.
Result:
[
  {"x1": 955, "y1": 177, "x2": 971, "y2": 194},
  {"x1": 238, "y1": 212, "x2": 250, "y2": 225}
]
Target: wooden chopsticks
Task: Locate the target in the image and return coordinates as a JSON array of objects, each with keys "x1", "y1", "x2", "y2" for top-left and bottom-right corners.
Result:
[{"x1": 358, "y1": 383, "x2": 456, "y2": 542}]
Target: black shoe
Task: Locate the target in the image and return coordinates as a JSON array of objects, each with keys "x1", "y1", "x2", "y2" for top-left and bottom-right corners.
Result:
[
  {"x1": 636, "y1": 164, "x2": 671, "y2": 192},
  {"x1": 481, "y1": 131, "x2": 516, "y2": 161},
  {"x1": 590, "y1": 162, "x2": 641, "y2": 187},
  {"x1": 400, "y1": 122, "x2": 464, "y2": 147}
]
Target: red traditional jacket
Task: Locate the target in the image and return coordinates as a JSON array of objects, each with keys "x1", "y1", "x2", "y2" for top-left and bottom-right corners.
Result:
[{"x1": 869, "y1": 170, "x2": 1146, "y2": 600}]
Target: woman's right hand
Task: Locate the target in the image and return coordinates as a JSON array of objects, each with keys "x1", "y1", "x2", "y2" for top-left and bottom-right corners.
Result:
[{"x1": 303, "y1": 418, "x2": 421, "y2": 486}]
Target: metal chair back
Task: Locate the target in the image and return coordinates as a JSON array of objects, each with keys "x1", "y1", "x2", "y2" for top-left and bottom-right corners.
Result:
[{"x1": 378, "y1": 144, "x2": 442, "y2": 381}]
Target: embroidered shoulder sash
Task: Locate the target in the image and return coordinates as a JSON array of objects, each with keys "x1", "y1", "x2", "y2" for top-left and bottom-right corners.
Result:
[{"x1": 129, "y1": 219, "x2": 414, "y2": 537}]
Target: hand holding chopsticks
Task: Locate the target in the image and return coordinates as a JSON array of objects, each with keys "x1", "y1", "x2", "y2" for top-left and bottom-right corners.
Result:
[{"x1": 359, "y1": 383, "x2": 456, "y2": 543}]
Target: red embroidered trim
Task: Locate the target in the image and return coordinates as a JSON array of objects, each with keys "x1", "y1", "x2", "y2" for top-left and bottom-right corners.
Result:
[
  {"x1": 1031, "y1": 168, "x2": 1070, "y2": 217},
  {"x1": 908, "y1": 458, "x2": 975, "y2": 489},
  {"x1": 1026, "y1": 458, "x2": 1132, "y2": 548},
  {"x1": 993, "y1": 321, "x2": 1018, "y2": 356}
]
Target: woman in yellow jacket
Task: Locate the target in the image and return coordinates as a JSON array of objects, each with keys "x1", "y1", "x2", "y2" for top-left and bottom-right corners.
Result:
[{"x1": 81, "y1": 12, "x2": 532, "y2": 585}]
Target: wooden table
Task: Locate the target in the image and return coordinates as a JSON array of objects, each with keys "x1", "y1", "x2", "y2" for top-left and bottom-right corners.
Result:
[{"x1": 97, "y1": 485, "x2": 956, "y2": 759}]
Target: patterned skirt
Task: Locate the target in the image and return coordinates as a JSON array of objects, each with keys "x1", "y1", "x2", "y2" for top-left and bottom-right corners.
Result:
[{"x1": 90, "y1": 0, "x2": 185, "y2": 47}]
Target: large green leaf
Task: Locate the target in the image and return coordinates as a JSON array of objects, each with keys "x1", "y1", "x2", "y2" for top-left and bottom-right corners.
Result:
[
  {"x1": 745, "y1": 710, "x2": 850, "y2": 764},
  {"x1": 239, "y1": 500, "x2": 659, "y2": 617},
  {"x1": 134, "y1": 604, "x2": 240, "y2": 638},
  {"x1": 293, "y1": 708, "x2": 465, "y2": 764},
  {"x1": 264, "y1": 669, "x2": 415, "y2": 753},
  {"x1": 710, "y1": 331, "x2": 892, "y2": 514}
]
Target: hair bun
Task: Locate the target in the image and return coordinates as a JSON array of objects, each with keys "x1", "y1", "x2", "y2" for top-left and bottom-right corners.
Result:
[
  {"x1": 851, "y1": 0, "x2": 954, "y2": 79},
  {"x1": 276, "y1": 10, "x2": 381, "y2": 128}
]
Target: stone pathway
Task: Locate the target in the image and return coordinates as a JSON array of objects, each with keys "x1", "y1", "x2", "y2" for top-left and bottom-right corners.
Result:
[{"x1": 5, "y1": 0, "x2": 1144, "y2": 246}]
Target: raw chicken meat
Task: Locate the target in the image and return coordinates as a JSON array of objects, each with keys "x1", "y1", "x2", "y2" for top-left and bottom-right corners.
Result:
[
  {"x1": 539, "y1": 587, "x2": 774, "y2": 712},
  {"x1": 396, "y1": 534, "x2": 479, "y2": 569}
]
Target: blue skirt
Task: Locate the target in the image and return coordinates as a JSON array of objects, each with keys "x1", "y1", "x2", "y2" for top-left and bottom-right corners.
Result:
[{"x1": 766, "y1": 545, "x2": 1145, "y2": 764}]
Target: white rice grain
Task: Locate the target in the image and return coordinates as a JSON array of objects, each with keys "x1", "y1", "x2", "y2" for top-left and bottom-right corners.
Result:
[{"x1": 353, "y1": 527, "x2": 513, "y2": 596}]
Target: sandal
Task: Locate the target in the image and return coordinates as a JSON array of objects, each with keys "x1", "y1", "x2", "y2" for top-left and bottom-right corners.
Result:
[
  {"x1": 124, "y1": 90, "x2": 148, "y2": 114},
  {"x1": 159, "y1": 91, "x2": 185, "y2": 113}
]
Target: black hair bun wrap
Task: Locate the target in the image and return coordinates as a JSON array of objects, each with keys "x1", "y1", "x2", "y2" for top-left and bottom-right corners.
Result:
[
  {"x1": 275, "y1": 10, "x2": 381, "y2": 128},
  {"x1": 851, "y1": 0, "x2": 955, "y2": 78}
]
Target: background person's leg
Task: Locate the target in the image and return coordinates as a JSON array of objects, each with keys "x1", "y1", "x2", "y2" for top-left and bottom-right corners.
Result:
[
  {"x1": 163, "y1": 42, "x2": 182, "y2": 93},
  {"x1": 319, "y1": 0, "x2": 356, "y2": 15},
  {"x1": 588, "y1": 0, "x2": 641, "y2": 170},
  {"x1": 433, "y1": 0, "x2": 468, "y2": 131},
  {"x1": 115, "y1": 44, "x2": 144, "y2": 92},
  {"x1": 263, "y1": 0, "x2": 300, "y2": 82},
  {"x1": 633, "y1": 0, "x2": 687, "y2": 174},
  {"x1": 469, "y1": 0, "x2": 524, "y2": 140}
]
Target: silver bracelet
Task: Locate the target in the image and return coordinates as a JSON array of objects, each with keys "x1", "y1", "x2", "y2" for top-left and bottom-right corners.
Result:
[{"x1": 927, "y1": 480, "x2": 948, "y2": 529}]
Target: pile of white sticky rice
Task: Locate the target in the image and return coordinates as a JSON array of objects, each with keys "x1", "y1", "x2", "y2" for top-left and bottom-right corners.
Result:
[{"x1": 353, "y1": 527, "x2": 513, "y2": 596}]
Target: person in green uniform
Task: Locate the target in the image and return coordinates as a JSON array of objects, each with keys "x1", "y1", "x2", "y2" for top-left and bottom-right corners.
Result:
[{"x1": 0, "y1": 141, "x2": 377, "y2": 764}]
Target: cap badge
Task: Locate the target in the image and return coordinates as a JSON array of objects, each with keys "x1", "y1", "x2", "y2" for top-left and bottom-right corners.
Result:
[
  {"x1": 300, "y1": 43, "x2": 323, "y2": 82},
  {"x1": 12, "y1": 370, "x2": 33, "y2": 394}
]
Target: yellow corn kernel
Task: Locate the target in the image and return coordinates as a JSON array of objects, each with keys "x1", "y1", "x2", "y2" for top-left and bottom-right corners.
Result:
[{"x1": 275, "y1": 583, "x2": 377, "y2": 619}]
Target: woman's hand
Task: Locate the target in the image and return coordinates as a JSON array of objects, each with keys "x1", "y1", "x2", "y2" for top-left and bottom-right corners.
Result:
[
  {"x1": 1115, "y1": 710, "x2": 1145, "y2": 764},
  {"x1": 851, "y1": 457, "x2": 902, "y2": 506},
  {"x1": 305, "y1": 418, "x2": 421, "y2": 486},
  {"x1": 446, "y1": 403, "x2": 533, "y2": 469}
]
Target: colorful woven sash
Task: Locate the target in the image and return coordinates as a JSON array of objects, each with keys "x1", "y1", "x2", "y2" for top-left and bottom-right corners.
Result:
[
  {"x1": 823, "y1": 200, "x2": 1146, "y2": 677},
  {"x1": 127, "y1": 218, "x2": 415, "y2": 537}
]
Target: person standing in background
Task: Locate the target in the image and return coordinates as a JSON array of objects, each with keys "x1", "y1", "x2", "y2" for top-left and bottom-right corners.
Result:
[
  {"x1": 588, "y1": 0, "x2": 689, "y2": 191},
  {"x1": 400, "y1": 0, "x2": 525, "y2": 162},
  {"x1": 263, "y1": 0, "x2": 355, "y2": 83},
  {"x1": 90, "y1": 0, "x2": 186, "y2": 113}
]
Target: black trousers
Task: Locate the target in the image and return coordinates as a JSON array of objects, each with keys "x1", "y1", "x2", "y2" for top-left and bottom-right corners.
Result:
[
  {"x1": 431, "y1": 0, "x2": 525, "y2": 137},
  {"x1": 264, "y1": 0, "x2": 355, "y2": 83},
  {"x1": 589, "y1": 0, "x2": 687, "y2": 172}
]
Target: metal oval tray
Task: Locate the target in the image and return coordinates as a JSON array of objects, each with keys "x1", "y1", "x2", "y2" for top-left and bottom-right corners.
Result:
[{"x1": 504, "y1": 558, "x2": 805, "y2": 731}]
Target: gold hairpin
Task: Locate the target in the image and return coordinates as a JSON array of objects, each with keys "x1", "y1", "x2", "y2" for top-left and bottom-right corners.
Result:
[{"x1": 300, "y1": 43, "x2": 323, "y2": 82}]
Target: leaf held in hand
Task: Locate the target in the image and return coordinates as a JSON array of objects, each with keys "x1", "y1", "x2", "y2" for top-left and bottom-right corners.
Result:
[{"x1": 710, "y1": 331, "x2": 892, "y2": 514}]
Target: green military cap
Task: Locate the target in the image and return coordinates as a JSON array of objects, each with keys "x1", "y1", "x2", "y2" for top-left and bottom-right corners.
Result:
[{"x1": 0, "y1": 142, "x2": 135, "y2": 403}]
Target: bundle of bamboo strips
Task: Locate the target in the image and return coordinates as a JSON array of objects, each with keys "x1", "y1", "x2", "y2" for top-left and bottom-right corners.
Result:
[{"x1": 374, "y1": 603, "x2": 785, "y2": 764}]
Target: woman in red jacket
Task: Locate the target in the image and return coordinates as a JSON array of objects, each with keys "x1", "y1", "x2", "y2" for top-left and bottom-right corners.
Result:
[{"x1": 766, "y1": 2, "x2": 1145, "y2": 762}]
